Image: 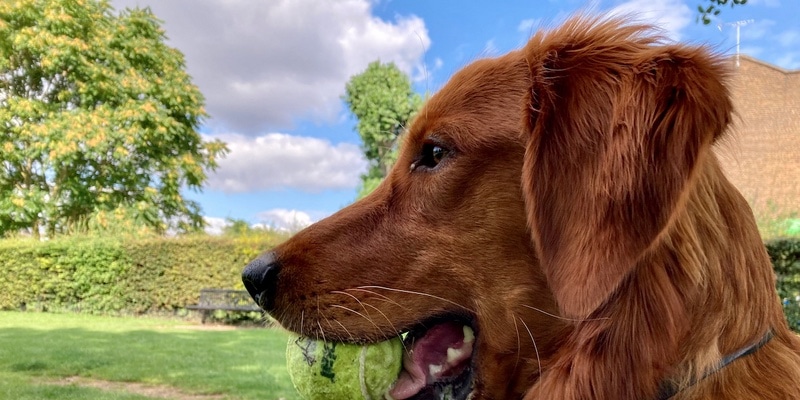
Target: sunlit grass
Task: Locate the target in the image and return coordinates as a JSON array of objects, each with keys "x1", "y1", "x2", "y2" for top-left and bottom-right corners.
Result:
[{"x1": 0, "y1": 311, "x2": 295, "y2": 400}]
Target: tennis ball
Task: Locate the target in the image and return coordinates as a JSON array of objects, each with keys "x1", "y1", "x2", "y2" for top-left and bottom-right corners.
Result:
[{"x1": 286, "y1": 335, "x2": 403, "y2": 400}]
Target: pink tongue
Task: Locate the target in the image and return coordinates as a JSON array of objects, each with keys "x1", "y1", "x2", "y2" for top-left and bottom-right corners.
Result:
[{"x1": 389, "y1": 322, "x2": 474, "y2": 400}]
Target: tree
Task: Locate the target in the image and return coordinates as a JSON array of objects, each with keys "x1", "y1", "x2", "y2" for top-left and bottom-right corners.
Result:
[
  {"x1": 343, "y1": 61, "x2": 422, "y2": 198},
  {"x1": 697, "y1": 0, "x2": 748, "y2": 25},
  {"x1": 0, "y1": 0, "x2": 228, "y2": 238},
  {"x1": 223, "y1": 218, "x2": 255, "y2": 236}
]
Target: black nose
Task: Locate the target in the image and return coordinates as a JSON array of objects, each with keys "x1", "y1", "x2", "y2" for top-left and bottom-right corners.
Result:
[{"x1": 242, "y1": 251, "x2": 280, "y2": 311}]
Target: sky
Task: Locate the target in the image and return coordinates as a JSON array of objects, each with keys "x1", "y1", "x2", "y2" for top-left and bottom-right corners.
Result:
[{"x1": 109, "y1": 0, "x2": 799, "y2": 233}]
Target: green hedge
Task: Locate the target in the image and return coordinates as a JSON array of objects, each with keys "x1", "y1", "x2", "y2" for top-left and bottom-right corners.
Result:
[
  {"x1": 1, "y1": 235, "x2": 799, "y2": 331},
  {"x1": 769, "y1": 238, "x2": 800, "y2": 332},
  {"x1": 0, "y1": 234, "x2": 282, "y2": 314}
]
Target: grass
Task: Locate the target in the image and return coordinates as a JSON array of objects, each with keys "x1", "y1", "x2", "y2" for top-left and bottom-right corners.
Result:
[{"x1": 0, "y1": 311, "x2": 296, "y2": 400}]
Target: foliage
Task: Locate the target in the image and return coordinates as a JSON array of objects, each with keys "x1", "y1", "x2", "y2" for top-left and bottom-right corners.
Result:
[
  {"x1": 222, "y1": 217, "x2": 294, "y2": 239},
  {"x1": 343, "y1": 61, "x2": 422, "y2": 198},
  {"x1": 224, "y1": 217, "x2": 254, "y2": 236},
  {"x1": 697, "y1": 0, "x2": 748, "y2": 25},
  {"x1": 0, "y1": 0, "x2": 228, "y2": 238},
  {"x1": 0, "y1": 236, "x2": 130, "y2": 313},
  {"x1": 0, "y1": 311, "x2": 295, "y2": 400},
  {"x1": 767, "y1": 238, "x2": 800, "y2": 332},
  {"x1": 0, "y1": 232, "x2": 283, "y2": 314}
]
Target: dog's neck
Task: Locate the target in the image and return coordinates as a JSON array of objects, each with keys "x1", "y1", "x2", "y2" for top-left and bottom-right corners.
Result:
[{"x1": 655, "y1": 330, "x2": 774, "y2": 399}]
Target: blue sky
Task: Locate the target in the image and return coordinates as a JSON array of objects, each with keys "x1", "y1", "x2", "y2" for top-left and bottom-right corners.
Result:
[{"x1": 112, "y1": 0, "x2": 798, "y2": 232}]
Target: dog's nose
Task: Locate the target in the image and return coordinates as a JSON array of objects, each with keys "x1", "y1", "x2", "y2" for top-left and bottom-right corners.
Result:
[{"x1": 242, "y1": 251, "x2": 280, "y2": 311}]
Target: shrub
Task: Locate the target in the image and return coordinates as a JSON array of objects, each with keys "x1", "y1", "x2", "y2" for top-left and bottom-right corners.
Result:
[
  {"x1": 3, "y1": 233, "x2": 799, "y2": 333},
  {"x1": 0, "y1": 233, "x2": 282, "y2": 315},
  {"x1": 0, "y1": 236, "x2": 130, "y2": 312},
  {"x1": 767, "y1": 238, "x2": 800, "y2": 332}
]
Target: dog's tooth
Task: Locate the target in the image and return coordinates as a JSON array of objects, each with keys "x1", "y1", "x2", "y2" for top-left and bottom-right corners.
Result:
[
  {"x1": 447, "y1": 346, "x2": 466, "y2": 364},
  {"x1": 463, "y1": 325, "x2": 475, "y2": 343},
  {"x1": 429, "y1": 363, "x2": 444, "y2": 377}
]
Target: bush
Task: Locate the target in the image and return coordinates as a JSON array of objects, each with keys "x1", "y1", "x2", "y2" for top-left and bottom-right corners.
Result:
[
  {"x1": 767, "y1": 238, "x2": 800, "y2": 332},
  {"x1": 3, "y1": 233, "x2": 799, "y2": 332},
  {"x1": 0, "y1": 237, "x2": 129, "y2": 312},
  {"x1": 0, "y1": 233, "x2": 282, "y2": 315}
]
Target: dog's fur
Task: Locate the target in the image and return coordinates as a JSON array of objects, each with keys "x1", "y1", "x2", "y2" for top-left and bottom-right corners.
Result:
[{"x1": 260, "y1": 17, "x2": 800, "y2": 399}]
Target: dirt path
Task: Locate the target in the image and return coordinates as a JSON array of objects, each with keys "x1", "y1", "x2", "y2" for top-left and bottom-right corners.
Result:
[{"x1": 49, "y1": 376, "x2": 230, "y2": 400}]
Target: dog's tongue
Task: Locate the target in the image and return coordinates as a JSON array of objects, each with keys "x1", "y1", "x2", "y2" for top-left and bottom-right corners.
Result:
[{"x1": 389, "y1": 322, "x2": 475, "y2": 399}]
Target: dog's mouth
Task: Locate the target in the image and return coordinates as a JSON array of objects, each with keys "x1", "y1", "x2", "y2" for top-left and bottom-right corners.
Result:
[{"x1": 390, "y1": 319, "x2": 476, "y2": 400}]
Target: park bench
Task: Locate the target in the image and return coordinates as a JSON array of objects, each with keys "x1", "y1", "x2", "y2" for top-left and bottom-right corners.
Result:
[{"x1": 186, "y1": 288, "x2": 262, "y2": 323}]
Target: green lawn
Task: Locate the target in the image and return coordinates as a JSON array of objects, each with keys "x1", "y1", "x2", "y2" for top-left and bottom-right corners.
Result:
[{"x1": 0, "y1": 311, "x2": 296, "y2": 400}]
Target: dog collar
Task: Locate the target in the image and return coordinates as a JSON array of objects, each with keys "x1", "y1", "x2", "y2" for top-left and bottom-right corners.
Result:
[{"x1": 655, "y1": 330, "x2": 774, "y2": 399}]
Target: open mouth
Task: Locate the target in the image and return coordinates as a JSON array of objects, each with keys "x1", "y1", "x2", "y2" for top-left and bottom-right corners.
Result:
[{"x1": 389, "y1": 318, "x2": 476, "y2": 400}]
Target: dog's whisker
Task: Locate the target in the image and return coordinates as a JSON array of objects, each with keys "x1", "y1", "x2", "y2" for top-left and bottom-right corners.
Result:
[
  {"x1": 317, "y1": 321, "x2": 326, "y2": 343},
  {"x1": 357, "y1": 285, "x2": 475, "y2": 313},
  {"x1": 332, "y1": 290, "x2": 373, "y2": 317},
  {"x1": 330, "y1": 304, "x2": 384, "y2": 341},
  {"x1": 332, "y1": 290, "x2": 407, "y2": 349},
  {"x1": 318, "y1": 303, "x2": 339, "y2": 340},
  {"x1": 332, "y1": 318, "x2": 355, "y2": 342},
  {"x1": 521, "y1": 304, "x2": 610, "y2": 323},
  {"x1": 345, "y1": 288, "x2": 408, "y2": 310},
  {"x1": 321, "y1": 311, "x2": 336, "y2": 331},
  {"x1": 362, "y1": 301, "x2": 411, "y2": 354},
  {"x1": 300, "y1": 310, "x2": 305, "y2": 337},
  {"x1": 512, "y1": 313, "x2": 522, "y2": 374},
  {"x1": 519, "y1": 317, "x2": 542, "y2": 379}
]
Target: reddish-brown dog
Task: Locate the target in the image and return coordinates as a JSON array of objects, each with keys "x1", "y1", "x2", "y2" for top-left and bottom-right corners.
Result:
[{"x1": 243, "y1": 16, "x2": 800, "y2": 399}]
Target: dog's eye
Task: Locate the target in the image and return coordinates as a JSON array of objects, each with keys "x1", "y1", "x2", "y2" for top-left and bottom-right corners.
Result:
[{"x1": 413, "y1": 142, "x2": 449, "y2": 171}]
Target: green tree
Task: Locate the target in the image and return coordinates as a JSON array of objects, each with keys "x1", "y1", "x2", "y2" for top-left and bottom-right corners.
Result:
[
  {"x1": 343, "y1": 61, "x2": 422, "y2": 198},
  {"x1": 0, "y1": 0, "x2": 228, "y2": 238},
  {"x1": 223, "y1": 218, "x2": 254, "y2": 236},
  {"x1": 697, "y1": 0, "x2": 748, "y2": 25}
]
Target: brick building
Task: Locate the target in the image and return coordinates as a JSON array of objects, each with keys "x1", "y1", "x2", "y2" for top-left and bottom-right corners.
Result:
[{"x1": 715, "y1": 55, "x2": 799, "y2": 219}]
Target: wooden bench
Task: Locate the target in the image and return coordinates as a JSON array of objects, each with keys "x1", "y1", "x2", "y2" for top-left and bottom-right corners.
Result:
[{"x1": 186, "y1": 288, "x2": 262, "y2": 323}]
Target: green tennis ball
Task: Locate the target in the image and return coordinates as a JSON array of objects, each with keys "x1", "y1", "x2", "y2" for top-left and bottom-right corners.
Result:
[{"x1": 286, "y1": 335, "x2": 403, "y2": 400}]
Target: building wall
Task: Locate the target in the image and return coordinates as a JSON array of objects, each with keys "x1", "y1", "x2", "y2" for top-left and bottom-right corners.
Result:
[{"x1": 715, "y1": 56, "x2": 800, "y2": 218}]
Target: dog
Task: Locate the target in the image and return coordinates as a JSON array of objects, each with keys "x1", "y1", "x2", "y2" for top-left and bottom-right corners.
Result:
[{"x1": 243, "y1": 16, "x2": 800, "y2": 399}]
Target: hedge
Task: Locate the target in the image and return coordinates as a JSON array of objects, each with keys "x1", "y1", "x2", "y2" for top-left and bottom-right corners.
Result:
[
  {"x1": 769, "y1": 238, "x2": 800, "y2": 331},
  {"x1": 1, "y1": 235, "x2": 799, "y2": 332},
  {"x1": 0, "y1": 234, "x2": 282, "y2": 315}
]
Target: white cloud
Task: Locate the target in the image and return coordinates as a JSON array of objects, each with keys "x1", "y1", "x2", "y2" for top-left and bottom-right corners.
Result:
[
  {"x1": 205, "y1": 211, "x2": 321, "y2": 234},
  {"x1": 203, "y1": 216, "x2": 231, "y2": 235},
  {"x1": 111, "y1": 0, "x2": 430, "y2": 134},
  {"x1": 608, "y1": 0, "x2": 691, "y2": 41},
  {"x1": 206, "y1": 133, "x2": 367, "y2": 193},
  {"x1": 255, "y1": 209, "x2": 316, "y2": 232}
]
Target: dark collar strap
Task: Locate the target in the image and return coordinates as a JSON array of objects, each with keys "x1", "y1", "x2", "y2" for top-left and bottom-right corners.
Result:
[{"x1": 655, "y1": 330, "x2": 774, "y2": 400}]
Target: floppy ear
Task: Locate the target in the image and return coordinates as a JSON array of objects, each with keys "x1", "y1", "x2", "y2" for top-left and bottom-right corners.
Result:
[{"x1": 521, "y1": 21, "x2": 732, "y2": 318}]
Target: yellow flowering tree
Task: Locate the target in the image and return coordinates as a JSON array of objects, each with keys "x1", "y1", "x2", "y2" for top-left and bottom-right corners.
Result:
[{"x1": 0, "y1": 0, "x2": 227, "y2": 237}]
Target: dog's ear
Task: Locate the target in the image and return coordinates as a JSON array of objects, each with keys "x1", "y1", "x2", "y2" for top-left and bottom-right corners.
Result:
[{"x1": 521, "y1": 20, "x2": 732, "y2": 318}]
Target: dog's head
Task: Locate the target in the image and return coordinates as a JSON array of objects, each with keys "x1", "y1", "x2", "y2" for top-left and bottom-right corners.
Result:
[{"x1": 243, "y1": 16, "x2": 732, "y2": 399}]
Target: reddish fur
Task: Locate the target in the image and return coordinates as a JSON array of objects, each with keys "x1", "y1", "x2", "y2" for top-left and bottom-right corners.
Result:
[{"x1": 264, "y1": 16, "x2": 800, "y2": 399}]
